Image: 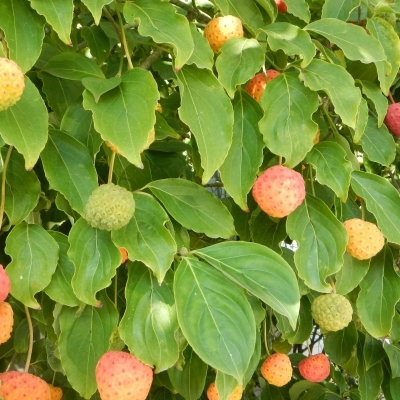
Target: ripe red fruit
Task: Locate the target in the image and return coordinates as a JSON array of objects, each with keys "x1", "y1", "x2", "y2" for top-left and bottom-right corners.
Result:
[
  {"x1": 384, "y1": 102, "x2": 400, "y2": 136},
  {"x1": 245, "y1": 70, "x2": 280, "y2": 102},
  {"x1": 252, "y1": 165, "x2": 306, "y2": 218},
  {"x1": 275, "y1": 0, "x2": 288, "y2": 13},
  {"x1": 96, "y1": 351, "x2": 153, "y2": 400},
  {"x1": 206, "y1": 382, "x2": 242, "y2": 400},
  {"x1": 261, "y1": 353, "x2": 292, "y2": 387},
  {"x1": 298, "y1": 354, "x2": 330, "y2": 382},
  {"x1": 0, "y1": 371, "x2": 51, "y2": 399},
  {"x1": 0, "y1": 264, "x2": 11, "y2": 302}
]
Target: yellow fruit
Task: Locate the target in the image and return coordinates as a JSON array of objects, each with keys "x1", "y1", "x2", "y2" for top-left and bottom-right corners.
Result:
[
  {"x1": 0, "y1": 301, "x2": 13, "y2": 344},
  {"x1": 204, "y1": 16, "x2": 244, "y2": 53},
  {"x1": 261, "y1": 353, "x2": 292, "y2": 387},
  {"x1": 206, "y1": 382, "x2": 242, "y2": 400},
  {"x1": 0, "y1": 58, "x2": 25, "y2": 111},
  {"x1": 48, "y1": 384, "x2": 63, "y2": 400},
  {"x1": 0, "y1": 371, "x2": 51, "y2": 399},
  {"x1": 343, "y1": 218, "x2": 384, "y2": 260}
]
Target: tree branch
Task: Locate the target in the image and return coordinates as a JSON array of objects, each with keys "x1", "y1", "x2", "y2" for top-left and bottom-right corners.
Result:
[{"x1": 169, "y1": 0, "x2": 211, "y2": 23}]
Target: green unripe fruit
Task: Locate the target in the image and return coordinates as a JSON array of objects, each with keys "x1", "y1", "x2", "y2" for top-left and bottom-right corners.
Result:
[
  {"x1": 84, "y1": 183, "x2": 135, "y2": 231},
  {"x1": 311, "y1": 293, "x2": 353, "y2": 332}
]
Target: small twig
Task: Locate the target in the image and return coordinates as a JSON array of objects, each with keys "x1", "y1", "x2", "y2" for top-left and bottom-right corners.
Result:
[
  {"x1": 24, "y1": 306, "x2": 34, "y2": 373},
  {"x1": 108, "y1": 151, "x2": 116, "y2": 183},
  {"x1": 139, "y1": 49, "x2": 163, "y2": 69},
  {"x1": 113, "y1": 0, "x2": 133, "y2": 69},
  {"x1": 309, "y1": 167, "x2": 315, "y2": 196},
  {"x1": 388, "y1": 91, "x2": 396, "y2": 104},
  {"x1": 203, "y1": 182, "x2": 223, "y2": 187},
  {"x1": 329, "y1": 276, "x2": 336, "y2": 293},
  {"x1": 360, "y1": 198, "x2": 366, "y2": 221},
  {"x1": 169, "y1": 0, "x2": 211, "y2": 23},
  {"x1": 389, "y1": 170, "x2": 400, "y2": 192}
]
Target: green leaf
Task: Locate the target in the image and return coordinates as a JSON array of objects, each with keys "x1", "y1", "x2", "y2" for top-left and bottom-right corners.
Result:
[
  {"x1": 60, "y1": 102, "x2": 103, "y2": 159},
  {"x1": 358, "y1": 361, "x2": 383, "y2": 400},
  {"x1": 351, "y1": 171, "x2": 400, "y2": 245},
  {"x1": 0, "y1": 0, "x2": 45, "y2": 73},
  {"x1": 305, "y1": 141, "x2": 353, "y2": 202},
  {"x1": 324, "y1": 321, "x2": 358, "y2": 366},
  {"x1": 68, "y1": 218, "x2": 121, "y2": 306},
  {"x1": 81, "y1": 0, "x2": 112, "y2": 25},
  {"x1": 147, "y1": 179, "x2": 236, "y2": 239},
  {"x1": 194, "y1": 241, "x2": 300, "y2": 329},
  {"x1": 82, "y1": 76, "x2": 121, "y2": 102},
  {"x1": 286, "y1": 195, "x2": 348, "y2": 293},
  {"x1": 254, "y1": 0, "x2": 276, "y2": 22},
  {"x1": 0, "y1": 78, "x2": 48, "y2": 170},
  {"x1": 359, "y1": 80, "x2": 388, "y2": 127},
  {"x1": 176, "y1": 65, "x2": 234, "y2": 183},
  {"x1": 83, "y1": 68, "x2": 159, "y2": 168},
  {"x1": 391, "y1": 377, "x2": 400, "y2": 400},
  {"x1": 263, "y1": 23, "x2": 315, "y2": 68},
  {"x1": 357, "y1": 247, "x2": 400, "y2": 338},
  {"x1": 305, "y1": 19, "x2": 386, "y2": 64},
  {"x1": 38, "y1": 72, "x2": 84, "y2": 119},
  {"x1": 186, "y1": 23, "x2": 214, "y2": 70},
  {"x1": 363, "y1": 334, "x2": 385, "y2": 372},
  {"x1": 289, "y1": 381, "x2": 325, "y2": 400},
  {"x1": 124, "y1": 0, "x2": 194, "y2": 69},
  {"x1": 284, "y1": 0, "x2": 311, "y2": 22},
  {"x1": 216, "y1": 372, "x2": 240, "y2": 400},
  {"x1": 119, "y1": 263, "x2": 179, "y2": 373},
  {"x1": 335, "y1": 253, "x2": 370, "y2": 296},
  {"x1": 40, "y1": 129, "x2": 98, "y2": 215},
  {"x1": 335, "y1": 133, "x2": 360, "y2": 171},
  {"x1": 3, "y1": 148, "x2": 41, "y2": 225},
  {"x1": 45, "y1": 231, "x2": 81, "y2": 307},
  {"x1": 168, "y1": 347, "x2": 208, "y2": 400},
  {"x1": 367, "y1": 17, "x2": 400, "y2": 95},
  {"x1": 212, "y1": 0, "x2": 265, "y2": 35},
  {"x1": 353, "y1": 96, "x2": 368, "y2": 143},
  {"x1": 358, "y1": 116, "x2": 396, "y2": 166},
  {"x1": 219, "y1": 90, "x2": 263, "y2": 210},
  {"x1": 5, "y1": 222, "x2": 59, "y2": 309},
  {"x1": 174, "y1": 257, "x2": 256, "y2": 384},
  {"x1": 29, "y1": 0, "x2": 73, "y2": 44},
  {"x1": 154, "y1": 113, "x2": 180, "y2": 140},
  {"x1": 300, "y1": 59, "x2": 362, "y2": 129},
  {"x1": 321, "y1": 0, "x2": 360, "y2": 20},
  {"x1": 58, "y1": 293, "x2": 118, "y2": 398},
  {"x1": 43, "y1": 53, "x2": 105, "y2": 80},
  {"x1": 111, "y1": 192, "x2": 177, "y2": 283},
  {"x1": 81, "y1": 26, "x2": 112, "y2": 65},
  {"x1": 259, "y1": 72, "x2": 319, "y2": 168},
  {"x1": 216, "y1": 38, "x2": 265, "y2": 98}
]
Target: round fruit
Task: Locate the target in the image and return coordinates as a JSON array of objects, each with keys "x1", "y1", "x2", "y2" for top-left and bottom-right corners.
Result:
[
  {"x1": 384, "y1": 102, "x2": 400, "y2": 136},
  {"x1": 204, "y1": 15, "x2": 244, "y2": 53},
  {"x1": 275, "y1": 0, "x2": 288, "y2": 13},
  {"x1": 343, "y1": 218, "x2": 385, "y2": 260},
  {"x1": 0, "y1": 301, "x2": 13, "y2": 345},
  {"x1": 298, "y1": 353, "x2": 330, "y2": 382},
  {"x1": 84, "y1": 183, "x2": 135, "y2": 231},
  {"x1": 96, "y1": 351, "x2": 153, "y2": 400},
  {"x1": 245, "y1": 70, "x2": 280, "y2": 102},
  {"x1": 206, "y1": 382, "x2": 242, "y2": 400},
  {"x1": 311, "y1": 293, "x2": 353, "y2": 332},
  {"x1": 48, "y1": 384, "x2": 63, "y2": 400},
  {"x1": 261, "y1": 353, "x2": 292, "y2": 387},
  {"x1": 252, "y1": 165, "x2": 306, "y2": 218},
  {"x1": 0, "y1": 58, "x2": 25, "y2": 111},
  {"x1": 0, "y1": 371, "x2": 51, "y2": 400},
  {"x1": 0, "y1": 263, "x2": 11, "y2": 302}
]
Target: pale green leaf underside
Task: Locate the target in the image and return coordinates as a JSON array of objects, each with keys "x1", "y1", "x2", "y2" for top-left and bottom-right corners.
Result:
[
  {"x1": 285, "y1": 0, "x2": 311, "y2": 22},
  {"x1": 321, "y1": 0, "x2": 360, "y2": 21},
  {"x1": 82, "y1": 0, "x2": 112, "y2": 25}
]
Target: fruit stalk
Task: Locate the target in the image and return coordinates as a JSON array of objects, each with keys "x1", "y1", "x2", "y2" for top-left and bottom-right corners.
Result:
[{"x1": 24, "y1": 305, "x2": 34, "y2": 373}]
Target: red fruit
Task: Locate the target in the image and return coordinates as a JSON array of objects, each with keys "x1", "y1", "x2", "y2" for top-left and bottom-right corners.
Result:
[
  {"x1": 261, "y1": 353, "x2": 292, "y2": 387},
  {"x1": 252, "y1": 165, "x2": 306, "y2": 218},
  {"x1": 0, "y1": 371, "x2": 51, "y2": 400},
  {"x1": 96, "y1": 351, "x2": 153, "y2": 400},
  {"x1": 119, "y1": 248, "x2": 128, "y2": 263},
  {"x1": 0, "y1": 301, "x2": 13, "y2": 345},
  {"x1": 298, "y1": 354, "x2": 330, "y2": 383},
  {"x1": 275, "y1": 0, "x2": 288, "y2": 13},
  {"x1": 0, "y1": 264, "x2": 11, "y2": 302},
  {"x1": 245, "y1": 70, "x2": 280, "y2": 102},
  {"x1": 384, "y1": 102, "x2": 400, "y2": 136},
  {"x1": 206, "y1": 382, "x2": 242, "y2": 400}
]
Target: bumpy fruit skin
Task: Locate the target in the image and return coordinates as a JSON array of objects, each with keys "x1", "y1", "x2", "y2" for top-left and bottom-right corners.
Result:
[
  {"x1": 384, "y1": 103, "x2": 400, "y2": 136},
  {"x1": 84, "y1": 183, "x2": 135, "y2": 231},
  {"x1": 48, "y1": 384, "x2": 63, "y2": 400},
  {"x1": 0, "y1": 371, "x2": 51, "y2": 400},
  {"x1": 275, "y1": 0, "x2": 287, "y2": 12},
  {"x1": 298, "y1": 354, "x2": 330, "y2": 382},
  {"x1": 252, "y1": 165, "x2": 306, "y2": 218},
  {"x1": 206, "y1": 382, "x2": 242, "y2": 400},
  {"x1": 343, "y1": 218, "x2": 384, "y2": 260},
  {"x1": 245, "y1": 70, "x2": 280, "y2": 102},
  {"x1": 311, "y1": 294, "x2": 353, "y2": 332},
  {"x1": 0, "y1": 301, "x2": 13, "y2": 344},
  {"x1": 96, "y1": 351, "x2": 153, "y2": 400},
  {"x1": 261, "y1": 353, "x2": 292, "y2": 387},
  {"x1": 0, "y1": 263, "x2": 11, "y2": 302},
  {"x1": 204, "y1": 15, "x2": 244, "y2": 53},
  {"x1": 0, "y1": 58, "x2": 25, "y2": 111}
]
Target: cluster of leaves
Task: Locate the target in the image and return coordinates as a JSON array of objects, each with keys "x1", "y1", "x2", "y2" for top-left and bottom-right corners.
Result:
[{"x1": 0, "y1": 0, "x2": 400, "y2": 399}]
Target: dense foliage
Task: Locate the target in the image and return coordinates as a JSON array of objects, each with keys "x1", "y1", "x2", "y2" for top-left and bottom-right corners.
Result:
[{"x1": 0, "y1": 0, "x2": 400, "y2": 399}]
